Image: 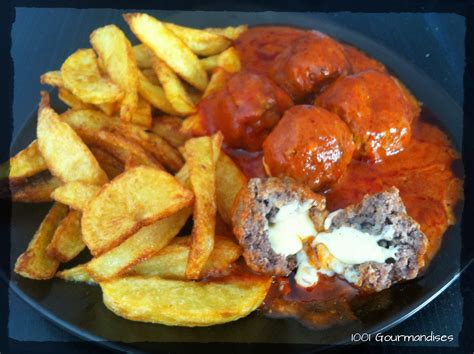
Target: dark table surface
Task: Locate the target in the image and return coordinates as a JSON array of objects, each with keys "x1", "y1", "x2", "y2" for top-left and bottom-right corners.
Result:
[{"x1": 7, "y1": 8, "x2": 468, "y2": 353}]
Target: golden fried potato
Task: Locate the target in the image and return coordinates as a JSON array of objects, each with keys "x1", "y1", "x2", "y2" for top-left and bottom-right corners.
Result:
[
  {"x1": 2, "y1": 171, "x2": 62, "y2": 203},
  {"x1": 152, "y1": 57, "x2": 196, "y2": 115},
  {"x1": 200, "y1": 47, "x2": 241, "y2": 73},
  {"x1": 150, "y1": 116, "x2": 190, "y2": 148},
  {"x1": 86, "y1": 207, "x2": 191, "y2": 280},
  {"x1": 164, "y1": 22, "x2": 231, "y2": 56},
  {"x1": 216, "y1": 152, "x2": 248, "y2": 225},
  {"x1": 58, "y1": 88, "x2": 94, "y2": 110},
  {"x1": 129, "y1": 97, "x2": 152, "y2": 128},
  {"x1": 100, "y1": 274, "x2": 271, "y2": 326},
  {"x1": 61, "y1": 49, "x2": 123, "y2": 104},
  {"x1": 46, "y1": 210, "x2": 85, "y2": 262},
  {"x1": 137, "y1": 70, "x2": 179, "y2": 115},
  {"x1": 180, "y1": 113, "x2": 205, "y2": 136},
  {"x1": 82, "y1": 166, "x2": 194, "y2": 255},
  {"x1": 124, "y1": 13, "x2": 208, "y2": 91},
  {"x1": 184, "y1": 134, "x2": 222, "y2": 279},
  {"x1": 203, "y1": 67, "x2": 228, "y2": 98},
  {"x1": 14, "y1": 203, "x2": 69, "y2": 279},
  {"x1": 40, "y1": 70, "x2": 64, "y2": 87},
  {"x1": 51, "y1": 182, "x2": 101, "y2": 211},
  {"x1": 0, "y1": 140, "x2": 47, "y2": 180},
  {"x1": 56, "y1": 263, "x2": 95, "y2": 284},
  {"x1": 91, "y1": 25, "x2": 139, "y2": 122},
  {"x1": 130, "y1": 236, "x2": 241, "y2": 279},
  {"x1": 203, "y1": 25, "x2": 248, "y2": 40},
  {"x1": 140, "y1": 68, "x2": 160, "y2": 85},
  {"x1": 37, "y1": 93, "x2": 108, "y2": 185},
  {"x1": 89, "y1": 146, "x2": 124, "y2": 179},
  {"x1": 133, "y1": 44, "x2": 153, "y2": 69}
]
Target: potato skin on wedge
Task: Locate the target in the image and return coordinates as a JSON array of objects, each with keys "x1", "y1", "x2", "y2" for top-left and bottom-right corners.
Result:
[{"x1": 100, "y1": 275, "x2": 271, "y2": 326}]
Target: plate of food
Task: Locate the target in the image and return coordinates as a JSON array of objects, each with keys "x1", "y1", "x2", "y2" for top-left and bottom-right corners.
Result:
[{"x1": 4, "y1": 11, "x2": 464, "y2": 351}]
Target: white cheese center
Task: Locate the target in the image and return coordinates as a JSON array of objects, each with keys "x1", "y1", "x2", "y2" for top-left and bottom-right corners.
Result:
[
  {"x1": 267, "y1": 202, "x2": 317, "y2": 256},
  {"x1": 294, "y1": 251, "x2": 319, "y2": 287}
]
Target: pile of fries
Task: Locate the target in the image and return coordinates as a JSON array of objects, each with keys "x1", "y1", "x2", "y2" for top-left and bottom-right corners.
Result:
[{"x1": 4, "y1": 13, "x2": 272, "y2": 327}]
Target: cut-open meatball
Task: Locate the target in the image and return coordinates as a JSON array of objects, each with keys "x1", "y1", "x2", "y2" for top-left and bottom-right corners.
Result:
[
  {"x1": 316, "y1": 70, "x2": 416, "y2": 161},
  {"x1": 263, "y1": 105, "x2": 355, "y2": 191},
  {"x1": 270, "y1": 31, "x2": 350, "y2": 102},
  {"x1": 232, "y1": 177, "x2": 326, "y2": 276},
  {"x1": 314, "y1": 187, "x2": 428, "y2": 292}
]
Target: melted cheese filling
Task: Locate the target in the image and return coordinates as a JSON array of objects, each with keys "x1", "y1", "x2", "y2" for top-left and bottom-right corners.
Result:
[{"x1": 267, "y1": 201, "x2": 317, "y2": 256}]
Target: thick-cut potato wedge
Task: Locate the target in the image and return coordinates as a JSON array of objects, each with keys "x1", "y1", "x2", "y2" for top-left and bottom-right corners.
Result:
[
  {"x1": 2, "y1": 171, "x2": 62, "y2": 203},
  {"x1": 203, "y1": 25, "x2": 248, "y2": 40},
  {"x1": 91, "y1": 25, "x2": 139, "y2": 122},
  {"x1": 184, "y1": 134, "x2": 222, "y2": 279},
  {"x1": 82, "y1": 166, "x2": 194, "y2": 255},
  {"x1": 137, "y1": 70, "x2": 179, "y2": 115},
  {"x1": 152, "y1": 57, "x2": 196, "y2": 115},
  {"x1": 216, "y1": 152, "x2": 248, "y2": 225},
  {"x1": 97, "y1": 101, "x2": 119, "y2": 116},
  {"x1": 46, "y1": 210, "x2": 85, "y2": 262},
  {"x1": 87, "y1": 207, "x2": 191, "y2": 280},
  {"x1": 40, "y1": 70, "x2": 64, "y2": 87},
  {"x1": 140, "y1": 68, "x2": 160, "y2": 85},
  {"x1": 58, "y1": 88, "x2": 94, "y2": 110},
  {"x1": 129, "y1": 97, "x2": 152, "y2": 128},
  {"x1": 100, "y1": 274, "x2": 271, "y2": 326},
  {"x1": 14, "y1": 203, "x2": 69, "y2": 279},
  {"x1": 151, "y1": 116, "x2": 190, "y2": 148},
  {"x1": 51, "y1": 182, "x2": 101, "y2": 211},
  {"x1": 0, "y1": 140, "x2": 47, "y2": 180},
  {"x1": 200, "y1": 47, "x2": 241, "y2": 73},
  {"x1": 125, "y1": 13, "x2": 208, "y2": 91},
  {"x1": 181, "y1": 114, "x2": 205, "y2": 136},
  {"x1": 164, "y1": 22, "x2": 231, "y2": 57},
  {"x1": 61, "y1": 49, "x2": 123, "y2": 104},
  {"x1": 130, "y1": 236, "x2": 241, "y2": 279},
  {"x1": 89, "y1": 146, "x2": 124, "y2": 179},
  {"x1": 203, "y1": 67, "x2": 228, "y2": 98},
  {"x1": 133, "y1": 44, "x2": 153, "y2": 69},
  {"x1": 56, "y1": 263, "x2": 95, "y2": 284},
  {"x1": 37, "y1": 98, "x2": 108, "y2": 185}
]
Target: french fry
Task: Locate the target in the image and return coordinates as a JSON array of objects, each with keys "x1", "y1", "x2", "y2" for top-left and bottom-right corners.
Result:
[
  {"x1": 203, "y1": 25, "x2": 248, "y2": 40},
  {"x1": 200, "y1": 47, "x2": 241, "y2": 73},
  {"x1": 61, "y1": 49, "x2": 123, "y2": 104},
  {"x1": 58, "y1": 88, "x2": 94, "y2": 110},
  {"x1": 37, "y1": 93, "x2": 108, "y2": 185},
  {"x1": 180, "y1": 114, "x2": 205, "y2": 136},
  {"x1": 56, "y1": 263, "x2": 95, "y2": 284},
  {"x1": 152, "y1": 56, "x2": 196, "y2": 116},
  {"x1": 82, "y1": 166, "x2": 194, "y2": 255},
  {"x1": 100, "y1": 274, "x2": 271, "y2": 326},
  {"x1": 184, "y1": 134, "x2": 222, "y2": 279},
  {"x1": 89, "y1": 146, "x2": 124, "y2": 179},
  {"x1": 150, "y1": 116, "x2": 190, "y2": 148},
  {"x1": 2, "y1": 171, "x2": 62, "y2": 202},
  {"x1": 51, "y1": 182, "x2": 101, "y2": 211},
  {"x1": 14, "y1": 203, "x2": 69, "y2": 279},
  {"x1": 125, "y1": 13, "x2": 208, "y2": 91},
  {"x1": 46, "y1": 210, "x2": 85, "y2": 262},
  {"x1": 86, "y1": 207, "x2": 191, "y2": 281},
  {"x1": 140, "y1": 68, "x2": 160, "y2": 85},
  {"x1": 133, "y1": 44, "x2": 153, "y2": 69},
  {"x1": 130, "y1": 236, "x2": 241, "y2": 279},
  {"x1": 91, "y1": 25, "x2": 139, "y2": 122},
  {"x1": 129, "y1": 97, "x2": 152, "y2": 128},
  {"x1": 137, "y1": 70, "x2": 179, "y2": 115},
  {"x1": 40, "y1": 70, "x2": 64, "y2": 87},
  {"x1": 203, "y1": 67, "x2": 229, "y2": 98},
  {"x1": 0, "y1": 140, "x2": 47, "y2": 180},
  {"x1": 164, "y1": 22, "x2": 231, "y2": 57},
  {"x1": 215, "y1": 152, "x2": 248, "y2": 224}
]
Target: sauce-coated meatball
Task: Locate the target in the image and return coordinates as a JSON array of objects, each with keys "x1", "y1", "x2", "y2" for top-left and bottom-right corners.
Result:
[
  {"x1": 270, "y1": 31, "x2": 351, "y2": 102},
  {"x1": 316, "y1": 70, "x2": 415, "y2": 161},
  {"x1": 199, "y1": 69, "x2": 293, "y2": 151},
  {"x1": 263, "y1": 105, "x2": 355, "y2": 191}
]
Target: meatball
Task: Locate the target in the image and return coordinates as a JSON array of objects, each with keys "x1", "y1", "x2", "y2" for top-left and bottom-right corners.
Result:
[
  {"x1": 270, "y1": 31, "x2": 351, "y2": 102},
  {"x1": 316, "y1": 187, "x2": 428, "y2": 292},
  {"x1": 232, "y1": 177, "x2": 326, "y2": 276},
  {"x1": 199, "y1": 69, "x2": 293, "y2": 151},
  {"x1": 343, "y1": 44, "x2": 387, "y2": 74},
  {"x1": 316, "y1": 70, "x2": 416, "y2": 161},
  {"x1": 263, "y1": 105, "x2": 355, "y2": 191}
]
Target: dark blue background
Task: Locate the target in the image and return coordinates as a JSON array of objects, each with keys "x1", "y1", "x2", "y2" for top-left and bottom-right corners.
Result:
[{"x1": 8, "y1": 8, "x2": 467, "y2": 353}]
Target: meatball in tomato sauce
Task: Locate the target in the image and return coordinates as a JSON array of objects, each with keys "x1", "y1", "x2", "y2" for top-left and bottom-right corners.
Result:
[
  {"x1": 263, "y1": 105, "x2": 355, "y2": 191},
  {"x1": 270, "y1": 31, "x2": 350, "y2": 102},
  {"x1": 316, "y1": 70, "x2": 416, "y2": 161},
  {"x1": 199, "y1": 69, "x2": 293, "y2": 151}
]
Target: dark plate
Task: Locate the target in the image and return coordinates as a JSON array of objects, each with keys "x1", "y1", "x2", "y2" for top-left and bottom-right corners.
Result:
[{"x1": 5, "y1": 11, "x2": 465, "y2": 352}]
